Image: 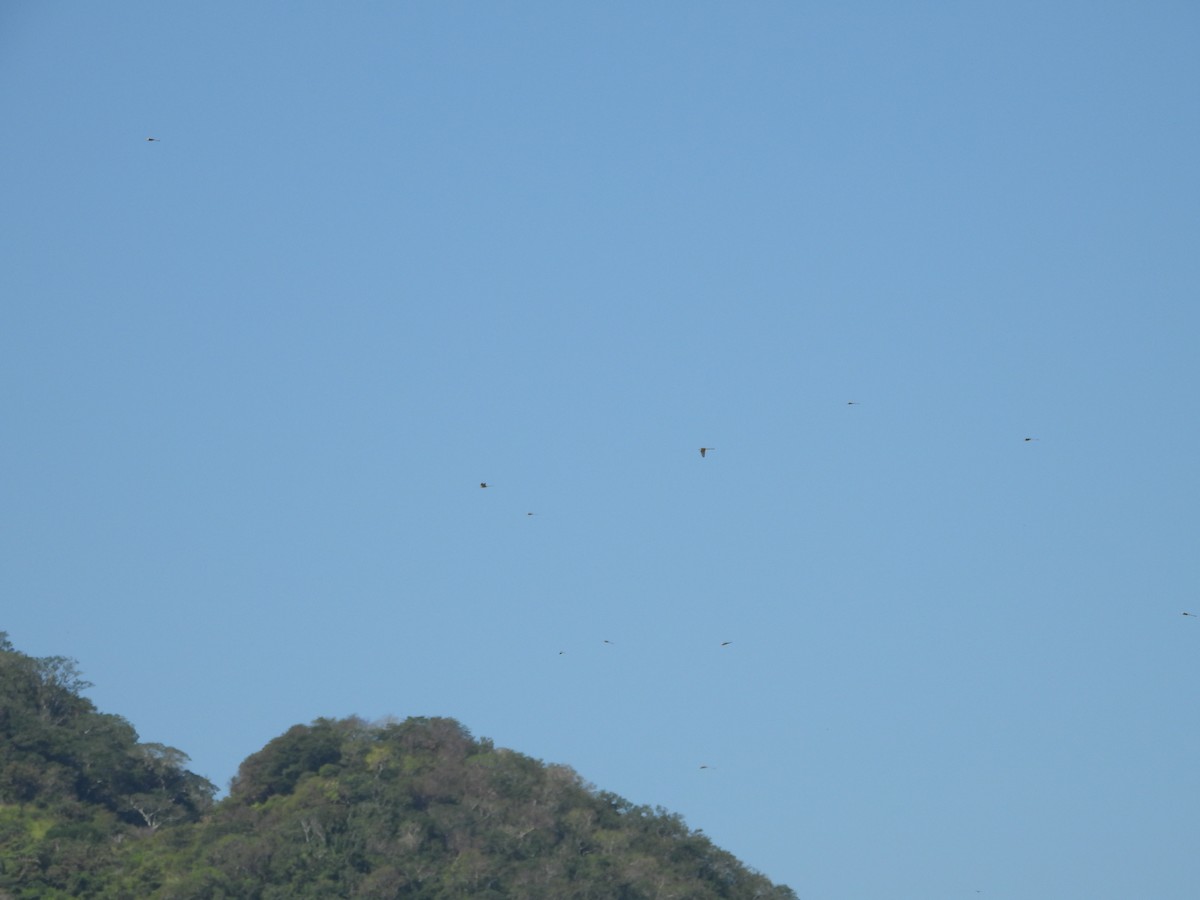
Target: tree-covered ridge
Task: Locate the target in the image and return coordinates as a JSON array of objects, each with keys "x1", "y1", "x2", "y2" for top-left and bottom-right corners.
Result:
[
  {"x1": 0, "y1": 633, "x2": 215, "y2": 897},
  {"x1": 0, "y1": 636, "x2": 798, "y2": 899},
  {"x1": 153, "y1": 716, "x2": 798, "y2": 899}
]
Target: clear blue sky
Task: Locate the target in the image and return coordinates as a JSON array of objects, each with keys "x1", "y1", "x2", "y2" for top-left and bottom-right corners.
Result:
[{"x1": 3, "y1": 3, "x2": 1199, "y2": 897}]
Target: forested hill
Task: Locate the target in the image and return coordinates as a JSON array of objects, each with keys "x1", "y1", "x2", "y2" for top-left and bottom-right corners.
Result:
[{"x1": 0, "y1": 635, "x2": 798, "y2": 899}]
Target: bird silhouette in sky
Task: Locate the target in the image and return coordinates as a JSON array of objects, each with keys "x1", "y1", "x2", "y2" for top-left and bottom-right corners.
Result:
[
  {"x1": 1183, "y1": 612, "x2": 1196, "y2": 617},
  {"x1": 602, "y1": 639, "x2": 614, "y2": 645},
  {"x1": 847, "y1": 401, "x2": 859, "y2": 405},
  {"x1": 480, "y1": 482, "x2": 489, "y2": 488},
  {"x1": 146, "y1": 137, "x2": 160, "y2": 142},
  {"x1": 699, "y1": 447, "x2": 713, "y2": 458},
  {"x1": 720, "y1": 641, "x2": 733, "y2": 647},
  {"x1": 1024, "y1": 437, "x2": 1038, "y2": 442}
]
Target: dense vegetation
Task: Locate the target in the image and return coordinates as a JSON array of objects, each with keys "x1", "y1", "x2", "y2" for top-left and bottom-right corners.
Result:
[
  {"x1": 0, "y1": 635, "x2": 797, "y2": 899},
  {"x1": 0, "y1": 634, "x2": 215, "y2": 898}
]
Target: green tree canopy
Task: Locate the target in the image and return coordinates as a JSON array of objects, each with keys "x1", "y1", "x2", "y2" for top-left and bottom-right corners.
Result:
[{"x1": 0, "y1": 634, "x2": 798, "y2": 899}]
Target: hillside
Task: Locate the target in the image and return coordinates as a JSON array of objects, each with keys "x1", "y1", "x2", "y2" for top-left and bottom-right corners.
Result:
[{"x1": 0, "y1": 635, "x2": 797, "y2": 899}]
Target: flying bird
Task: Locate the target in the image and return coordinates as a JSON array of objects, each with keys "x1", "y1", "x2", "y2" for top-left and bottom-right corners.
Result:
[
  {"x1": 602, "y1": 639, "x2": 614, "y2": 645},
  {"x1": 1183, "y1": 612, "x2": 1196, "y2": 617},
  {"x1": 699, "y1": 447, "x2": 714, "y2": 458},
  {"x1": 847, "y1": 401, "x2": 859, "y2": 405},
  {"x1": 1024, "y1": 437, "x2": 1039, "y2": 442},
  {"x1": 480, "y1": 482, "x2": 489, "y2": 488},
  {"x1": 146, "y1": 137, "x2": 160, "y2": 142},
  {"x1": 720, "y1": 641, "x2": 733, "y2": 647}
]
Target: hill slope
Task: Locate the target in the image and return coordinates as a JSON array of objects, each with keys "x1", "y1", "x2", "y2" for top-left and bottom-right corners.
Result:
[{"x1": 0, "y1": 635, "x2": 797, "y2": 899}]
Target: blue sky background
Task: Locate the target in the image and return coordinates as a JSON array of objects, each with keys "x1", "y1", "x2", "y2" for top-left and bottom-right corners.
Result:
[{"x1": 3, "y1": 3, "x2": 1199, "y2": 897}]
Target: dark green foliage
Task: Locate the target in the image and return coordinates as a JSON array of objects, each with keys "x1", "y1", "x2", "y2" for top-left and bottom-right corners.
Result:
[
  {"x1": 0, "y1": 635, "x2": 798, "y2": 899},
  {"x1": 229, "y1": 719, "x2": 348, "y2": 804}
]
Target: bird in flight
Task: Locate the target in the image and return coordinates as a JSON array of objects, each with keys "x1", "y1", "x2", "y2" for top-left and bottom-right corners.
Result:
[
  {"x1": 480, "y1": 482, "x2": 489, "y2": 488},
  {"x1": 699, "y1": 447, "x2": 714, "y2": 458},
  {"x1": 146, "y1": 137, "x2": 160, "y2": 142},
  {"x1": 847, "y1": 401, "x2": 859, "y2": 405},
  {"x1": 720, "y1": 641, "x2": 733, "y2": 647},
  {"x1": 1024, "y1": 437, "x2": 1039, "y2": 442},
  {"x1": 602, "y1": 639, "x2": 614, "y2": 645},
  {"x1": 1183, "y1": 612, "x2": 1196, "y2": 618}
]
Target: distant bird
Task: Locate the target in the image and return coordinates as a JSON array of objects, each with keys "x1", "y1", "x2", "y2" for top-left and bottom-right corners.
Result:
[
  {"x1": 699, "y1": 447, "x2": 714, "y2": 458},
  {"x1": 558, "y1": 650, "x2": 566, "y2": 655},
  {"x1": 720, "y1": 641, "x2": 733, "y2": 647},
  {"x1": 1024, "y1": 437, "x2": 1038, "y2": 442},
  {"x1": 526, "y1": 512, "x2": 535, "y2": 516},
  {"x1": 480, "y1": 482, "x2": 489, "y2": 488},
  {"x1": 847, "y1": 401, "x2": 859, "y2": 405},
  {"x1": 602, "y1": 639, "x2": 614, "y2": 645},
  {"x1": 146, "y1": 137, "x2": 160, "y2": 142},
  {"x1": 699, "y1": 764, "x2": 714, "y2": 770},
  {"x1": 1184, "y1": 612, "x2": 1196, "y2": 617}
]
